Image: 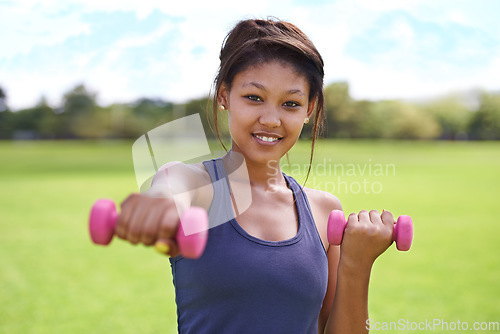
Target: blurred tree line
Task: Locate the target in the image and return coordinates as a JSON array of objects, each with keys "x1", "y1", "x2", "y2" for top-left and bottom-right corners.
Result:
[{"x1": 0, "y1": 83, "x2": 499, "y2": 140}]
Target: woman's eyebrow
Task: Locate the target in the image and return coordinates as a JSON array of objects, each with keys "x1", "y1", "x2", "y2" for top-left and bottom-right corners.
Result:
[
  {"x1": 242, "y1": 81, "x2": 267, "y2": 91},
  {"x1": 287, "y1": 89, "x2": 305, "y2": 96},
  {"x1": 242, "y1": 82, "x2": 305, "y2": 96}
]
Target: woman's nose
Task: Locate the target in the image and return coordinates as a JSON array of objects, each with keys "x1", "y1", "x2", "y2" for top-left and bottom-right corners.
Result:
[{"x1": 258, "y1": 107, "x2": 281, "y2": 128}]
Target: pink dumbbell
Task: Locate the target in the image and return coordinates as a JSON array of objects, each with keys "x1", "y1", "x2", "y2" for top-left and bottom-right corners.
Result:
[
  {"x1": 327, "y1": 210, "x2": 413, "y2": 251},
  {"x1": 89, "y1": 199, "x2": 209, "y2": 259}
]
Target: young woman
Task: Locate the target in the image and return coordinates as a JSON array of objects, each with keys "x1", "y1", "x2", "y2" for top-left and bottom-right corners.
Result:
[{"x1": 114, "y1": 19, "x2": 395, "y2": 333}]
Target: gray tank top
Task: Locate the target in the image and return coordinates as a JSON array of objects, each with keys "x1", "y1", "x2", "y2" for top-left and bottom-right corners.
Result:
[{"x1": 169, "y1": 158, "x2": 328, "y2": 333}]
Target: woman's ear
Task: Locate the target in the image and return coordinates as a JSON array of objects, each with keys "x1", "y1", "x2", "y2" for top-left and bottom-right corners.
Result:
[
  {"x1": 307, "y1": 97, "x2": 317, "y2": 119},
  {"x1": 217, "y1": 84, "x2": 230, "y2": 108}
]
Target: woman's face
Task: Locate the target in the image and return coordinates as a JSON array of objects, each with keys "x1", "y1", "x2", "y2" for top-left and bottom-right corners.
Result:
[{"x1": 219, "y1": 61, "x2": 313, "y2": 167}]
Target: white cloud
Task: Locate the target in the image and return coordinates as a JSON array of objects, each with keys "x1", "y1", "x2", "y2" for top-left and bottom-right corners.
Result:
[
  {"x1": 113, "y1": 22, "x2": 176, "y2": 49},
  {"x1": 0, "y1": 3, "x2": 90, "y2": 59},
  {"x1": 1, "y1": 0, "x2": 499, "y2": 110}
]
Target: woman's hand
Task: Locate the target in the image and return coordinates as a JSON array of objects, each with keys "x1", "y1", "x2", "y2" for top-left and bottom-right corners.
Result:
[
  {"x1": 114, "y1": 193, "x2": 182, "y2": 257},
  {"x1": 340, "y1": 209, "x2": 394, "y2": 270}
]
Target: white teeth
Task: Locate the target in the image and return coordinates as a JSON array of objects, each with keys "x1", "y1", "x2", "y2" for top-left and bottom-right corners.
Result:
[{"x1": 255, "y1": 135, "x2": 279, "y2": 142}]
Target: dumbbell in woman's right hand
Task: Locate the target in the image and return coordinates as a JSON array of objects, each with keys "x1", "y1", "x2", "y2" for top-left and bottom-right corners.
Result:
[
  {"x1": 89, "y1": 195, "x2": 209, "y2": 259},
  {"x1": 327, "y1": 210, "x2": 413, "y2": 251}
]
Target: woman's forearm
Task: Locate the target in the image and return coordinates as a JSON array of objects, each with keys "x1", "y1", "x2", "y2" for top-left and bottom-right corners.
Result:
[{"x1": 324, "y1": 260, "x2": 372, "y2": 334}]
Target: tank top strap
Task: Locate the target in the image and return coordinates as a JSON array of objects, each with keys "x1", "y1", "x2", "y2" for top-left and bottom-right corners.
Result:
[
  {"x1": 283, "y1": 173, "x2": 327, "y2": 255},
  {"x1": 202, "y1": 159, "x2": 235, "y2": 229}
]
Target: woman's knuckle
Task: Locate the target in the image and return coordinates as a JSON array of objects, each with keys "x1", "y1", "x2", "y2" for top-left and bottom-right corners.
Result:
[
  {"x1": 142, "y1": 235, "x2": 155, "y2": 246},
  {"x1": 160, "y1": 214, "x2": 177, "y2": 232},
  {"x1": 115, "y1": 224, "x2": 128, "y2": 239},
  {"x1": 122, "y1": 193, "x2": 139, "y2": 206},
  {"x1": 143, "y1": 228, "x2": 156, "y2": 241},
  {"x1": 128, "y1": 226, "x2": 141, "y2": 240}
]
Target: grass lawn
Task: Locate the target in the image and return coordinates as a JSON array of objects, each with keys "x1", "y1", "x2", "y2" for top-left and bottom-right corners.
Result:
[{"x1": 1, "y1": 139, "x2": 499, "y2": 333}]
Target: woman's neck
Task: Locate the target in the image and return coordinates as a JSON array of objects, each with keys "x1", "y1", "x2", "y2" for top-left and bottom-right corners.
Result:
[{"x1": 222, "y1": 149, "x2": 287, "y2": 191}]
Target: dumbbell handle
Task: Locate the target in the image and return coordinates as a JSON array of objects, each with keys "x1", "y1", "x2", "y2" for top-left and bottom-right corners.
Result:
[
  {"x1": 89, "y1": 199, "x2": 208, "y2": 259},
  {"x1": 327, "y1": 210, "x2": 413, "y2": 251}
]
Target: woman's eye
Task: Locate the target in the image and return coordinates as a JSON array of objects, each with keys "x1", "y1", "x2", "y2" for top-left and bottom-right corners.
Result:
[
  {"x1": 283, "y1": 101, "x2": 300, "y2": 108},
  {"x1": 245, "y1": 95, "x2": 262, "y2": 102}
]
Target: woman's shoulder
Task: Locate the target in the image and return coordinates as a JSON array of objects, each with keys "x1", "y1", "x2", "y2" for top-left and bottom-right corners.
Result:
[
  {"x1": 147, "y1": 161, "x2": 213, "y2": 209},
  {"x1": 303, "y1": 187, "x2": 342, "y2": 250},
  {"x1": 304, "y1": 187, "x2": 342, "y2": 213},
  {"x1": 152, "y1": 161, "x2": 211, "y2": 186}
]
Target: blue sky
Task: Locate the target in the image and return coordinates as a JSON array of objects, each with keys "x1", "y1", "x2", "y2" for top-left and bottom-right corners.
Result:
[{"x1": 1, "y1": 0, "x2": 499, "y2": 110}]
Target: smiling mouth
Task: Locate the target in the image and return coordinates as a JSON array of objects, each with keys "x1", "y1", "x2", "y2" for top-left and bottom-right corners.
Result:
[{"x1": 252, "y1": 134, "x2": 283, "y2": 143}]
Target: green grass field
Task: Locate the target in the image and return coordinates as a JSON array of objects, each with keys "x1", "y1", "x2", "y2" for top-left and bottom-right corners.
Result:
[{"x1": 1, "y1": 139, "x2": 499, "y2": 333}]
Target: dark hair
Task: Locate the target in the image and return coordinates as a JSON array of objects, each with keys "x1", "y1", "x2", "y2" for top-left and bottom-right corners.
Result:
[{"x1": 211, "y1": 18, "x2": 325, "y2": 183}]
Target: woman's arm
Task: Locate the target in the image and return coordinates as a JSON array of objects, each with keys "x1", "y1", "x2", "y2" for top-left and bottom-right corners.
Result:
[
  {"x1": 323, "y1": 210, "x2": 395, "y2": 334},
  {"x1": 318, "y1": 244, "x2": 340, "y2": 332},
  {"x1": 324, "y1": 253, "x2": 371, "y2": 333},
  {"x1": 115, "y1": 161, "x2": 212, "y2": 256}
]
